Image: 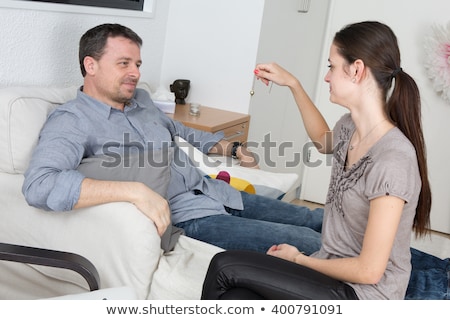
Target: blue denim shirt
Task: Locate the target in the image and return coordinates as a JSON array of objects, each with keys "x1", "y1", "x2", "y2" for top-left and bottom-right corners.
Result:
[{"x1": 22, "y1": 88, "x2": 243, "y2": 224}]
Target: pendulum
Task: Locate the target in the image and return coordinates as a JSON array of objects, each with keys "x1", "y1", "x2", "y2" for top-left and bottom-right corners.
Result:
[
  {"x1": 250, "y1": 74, "x2": 273, "y2": 96},
  {"x1": 250, "y1": 75, "x2": 256, "y2": 96}
]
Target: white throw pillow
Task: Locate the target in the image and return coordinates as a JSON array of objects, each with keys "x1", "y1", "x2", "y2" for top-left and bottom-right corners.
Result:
[{"x1": 174, "y1": 137, "x2": 300, "y2": 200}]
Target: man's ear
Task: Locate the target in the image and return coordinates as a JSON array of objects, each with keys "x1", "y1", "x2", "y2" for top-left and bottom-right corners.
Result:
[{"x1": 83, "y1": 56, "x2": 97, "y2": 75}]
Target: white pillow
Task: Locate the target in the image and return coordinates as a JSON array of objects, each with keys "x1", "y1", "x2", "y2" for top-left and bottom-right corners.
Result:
[
  {"x1": 0, "y1": 86, "x2": 78, "y2": 174},
  {"x1": 174, "y1": 137, "x2": 300, "y2": 200}
]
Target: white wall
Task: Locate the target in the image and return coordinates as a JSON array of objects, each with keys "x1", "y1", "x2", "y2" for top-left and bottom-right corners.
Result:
[
  {"x1": 0, "y1": 0, "x2": 265, "y2": 114},
  {"x1": 0, "y1": 0, "x2": 169, "y2": 89},
  {"x1": 307, "y1": 0, "x2": 450, "y2": 233},
  {"x1": 161, "y1": 0, "x2": 264, "y2": 113},
  {"x1": 247, "y1": 0, "x2": 330, "y2": 175}
]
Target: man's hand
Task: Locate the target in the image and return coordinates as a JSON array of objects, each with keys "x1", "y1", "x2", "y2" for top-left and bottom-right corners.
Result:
[
  {"x1": 209, "y1": 140, "x2": 259, "y2": 169},
  {"x1": 130, "y1": 182, "x2": 171, "y2": 236},
  {"x1": 236, "y1": 145, "x2": 259, "y2": 169}
]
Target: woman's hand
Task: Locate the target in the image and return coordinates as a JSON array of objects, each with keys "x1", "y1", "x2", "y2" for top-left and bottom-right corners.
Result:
[
  {"x1": 254, "y1": 63, "x2": 298, "y2": 88},
  {"x1": 267, "y1": 243, "x2": 304, "y2": 263}
]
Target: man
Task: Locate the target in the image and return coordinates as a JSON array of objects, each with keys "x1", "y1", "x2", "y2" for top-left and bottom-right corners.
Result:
[{"x1": 23, "y1": 23, "x2": 323, "y2": 254}]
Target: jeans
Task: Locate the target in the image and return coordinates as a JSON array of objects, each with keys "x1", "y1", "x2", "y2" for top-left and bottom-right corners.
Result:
[
  {"x1": 406, "y1": 248, "x2": 450, "y2": 300},
  {"x1": 175, "y1": 191, "x2": 323, "y2": 255}
]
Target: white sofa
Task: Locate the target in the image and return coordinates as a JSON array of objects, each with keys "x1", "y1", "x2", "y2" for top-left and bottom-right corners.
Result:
[
  {"x1": 0, "y1": 85, "x2": 225, "y2": 300},
  {"x1": 0, "y1": 84, "x2": 300, "y2": 299}
]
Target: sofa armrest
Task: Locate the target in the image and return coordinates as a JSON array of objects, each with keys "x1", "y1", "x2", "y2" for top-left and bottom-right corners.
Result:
[
  {"x1": 0, "y1": 242, "x2": 100, "y2": 291},
  {"x1": 0, "y1": 174, "x2": 162, "y2": 299}
]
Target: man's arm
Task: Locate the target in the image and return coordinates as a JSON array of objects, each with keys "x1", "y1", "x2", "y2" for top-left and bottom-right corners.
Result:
[
  {"x1": 23, "y1": 104, "x2": 170, "y2": 236},
  {"x1": 75, "y1": 178, "x2": 170, "y2": 236},
  {"x1": 208, "y1": 140, "x2": 259, "y2": 169},
  {"x1": 166, "y1": 111, "x2": 259, "y2": 169}
]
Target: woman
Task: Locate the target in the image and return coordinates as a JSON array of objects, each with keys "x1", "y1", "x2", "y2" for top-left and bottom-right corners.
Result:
[{"x1": 201, "y1": 21, "x2": 431, "y2": 300}]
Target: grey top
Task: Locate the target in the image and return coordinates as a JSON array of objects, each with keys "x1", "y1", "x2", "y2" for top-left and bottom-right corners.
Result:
[
  {"x1": 22, "y1": 88, "x2": 243, "y2": 224},
  {"x1": 312, "y1": 113, "x2": 421, "y2": 299}
]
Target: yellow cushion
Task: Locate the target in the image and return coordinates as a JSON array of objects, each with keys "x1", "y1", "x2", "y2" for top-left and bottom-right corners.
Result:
[{"x1": 209, "y1": 174, "x2": 256, "y2": 194}]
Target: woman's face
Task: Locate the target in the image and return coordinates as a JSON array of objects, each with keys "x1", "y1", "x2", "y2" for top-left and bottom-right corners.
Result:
[{"x1": 324, "y1": 44, "x2": 354, "y2": 107}]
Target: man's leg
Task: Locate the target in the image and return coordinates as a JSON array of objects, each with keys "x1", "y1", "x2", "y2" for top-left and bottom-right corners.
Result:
[
  {"x1": 175, "y1": 214, "x2": 321, "y2": 254},
  {"x1": 231, "y1": 192, "x2": 324, "y2": 232}
]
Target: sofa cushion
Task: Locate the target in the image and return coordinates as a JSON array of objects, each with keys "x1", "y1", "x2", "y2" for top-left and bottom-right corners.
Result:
[
  {"x1": 0, "y1": 86, "x2": 78, "y2": 174},
  {"x1": 77, "y1": 148, "x2": 184, "y2": 252}
]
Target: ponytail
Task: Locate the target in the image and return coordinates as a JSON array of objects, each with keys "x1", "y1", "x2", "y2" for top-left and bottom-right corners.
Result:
[{"x1": 387, "y1": 70, "x2": 431, "y2": 237}]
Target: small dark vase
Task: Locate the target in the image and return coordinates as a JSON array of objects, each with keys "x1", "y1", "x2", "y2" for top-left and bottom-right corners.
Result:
[{"x1": 170, "y1": 79, "x2": 190, "y2": 104}]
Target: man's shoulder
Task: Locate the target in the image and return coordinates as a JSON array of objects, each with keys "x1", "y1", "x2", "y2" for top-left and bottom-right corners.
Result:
[
  {"x1": 48, "y1": 97, "x2": 83, "y2": 118},
  {"x1": 133, "y1": 87, "x2": 154, "y2": 107},
  {"x1": 46, "y1": 92, "x2": 99, "y2": 127}
]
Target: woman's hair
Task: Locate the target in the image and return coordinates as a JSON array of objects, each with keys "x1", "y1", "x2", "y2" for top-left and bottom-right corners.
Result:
[
  {"x1": 79, "y1": 23, "x2": 143, "y2": 77},
  {"x1": 333, "y1": 21, "x2": 431, "y2": 236}
]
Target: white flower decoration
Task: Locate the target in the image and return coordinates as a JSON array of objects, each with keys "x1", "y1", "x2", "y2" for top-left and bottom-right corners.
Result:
[{"x1": 424, "y1": 22, "x2": 450, "y2": 104}]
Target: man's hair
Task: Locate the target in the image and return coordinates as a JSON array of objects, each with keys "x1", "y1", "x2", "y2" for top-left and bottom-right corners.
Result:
[{"x1": 79, "y1": 23, "x2": 143, "y2": 77}]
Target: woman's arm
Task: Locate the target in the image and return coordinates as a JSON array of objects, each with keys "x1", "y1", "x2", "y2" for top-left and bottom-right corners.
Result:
[
  {"x1": 255, "y1": 63, "x2": 332, "y2": 154},
  {"x1": 268, "y1": 195, "x2": 405, "y2": 284}
]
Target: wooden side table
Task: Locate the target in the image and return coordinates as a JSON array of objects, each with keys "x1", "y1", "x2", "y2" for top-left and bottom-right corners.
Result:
[{"x1": 167, "y1": 103, "x2": 250, "y2": 143}]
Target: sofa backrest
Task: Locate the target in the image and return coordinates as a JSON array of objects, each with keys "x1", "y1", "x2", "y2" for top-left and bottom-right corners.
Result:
[
  {"x1": 0, "y1": 83, "x2": 156, "y2": 175},
  {"x1": 0, "y1": 86, "x2": 78, "y2": 174}
]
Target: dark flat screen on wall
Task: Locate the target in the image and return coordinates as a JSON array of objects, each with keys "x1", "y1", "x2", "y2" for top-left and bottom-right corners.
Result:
[{"x1": 28, "y1": 0, "x2": 144, "y2": 11}]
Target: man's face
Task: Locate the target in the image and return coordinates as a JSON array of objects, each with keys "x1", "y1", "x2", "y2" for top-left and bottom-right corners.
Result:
[{"x1": 88, "y1": 36, "x2": 142, "y2": 109}]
